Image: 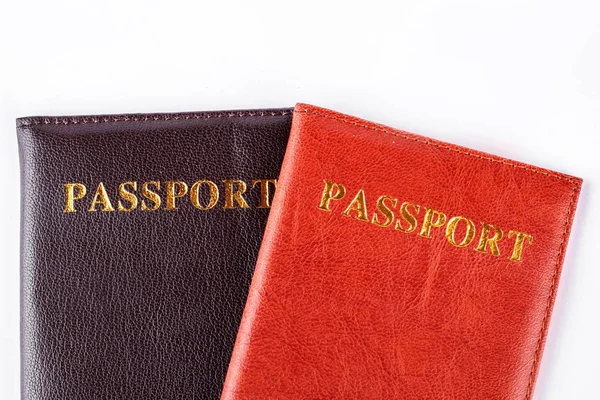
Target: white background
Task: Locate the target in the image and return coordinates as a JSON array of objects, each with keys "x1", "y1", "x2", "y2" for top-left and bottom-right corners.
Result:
[{"x1": 1, "y1": 0, "x2": 598, "y2": 398}]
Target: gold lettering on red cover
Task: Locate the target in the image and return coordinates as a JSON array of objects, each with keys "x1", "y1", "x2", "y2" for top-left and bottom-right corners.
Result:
[
  {"x1": 508, "y1": 231, "x2": 533, "y2": 262},
  {"x1": 445, "y1": 216, "x2": 476, "y2": 248},
  {"x1": 316, "y1": 179, "x2": 534, "y2": 262},
  {"x1": 419, "y1": 208, "x2": 447, "y2": 238},
  {"x1": 371, "y1": 196, "x2": 397, "y2": 228},
  {"x1": 475, "y1": 223, "x2": 503, "y2": 256},
  {"x1": 317, "y1": 180, "x2": 346, "y2": 212},
  {"x1": 342, "y1": 189, "x2": 369, "y2": 222},
  {"x1": 395, "y1": 202, "x2": 420, "y2": 233},
  {"x1": 64, "y1": 183, "x2": 87, "y2": 213}
]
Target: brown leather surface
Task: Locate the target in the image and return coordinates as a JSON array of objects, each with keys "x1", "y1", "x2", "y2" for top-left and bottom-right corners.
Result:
[
  {"x1": 17, "y1": 108, "x2": 292, "y2": 400},
  {"x1": 222, "y1": 103, "x2": 582, "y2": 400}
]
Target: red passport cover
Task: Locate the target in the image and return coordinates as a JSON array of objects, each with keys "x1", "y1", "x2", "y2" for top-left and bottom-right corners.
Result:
[{"x1": 222, "y1": 103, "x2": 582, "y2": 400}]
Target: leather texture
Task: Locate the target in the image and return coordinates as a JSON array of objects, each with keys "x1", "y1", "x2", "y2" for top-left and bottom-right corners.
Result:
[
  {"x1": 17, "y1": 108, "x2": 292, "y2": 400},
  {"x1": 222, "y1": 103, "x2": 582, "y2": 400}
]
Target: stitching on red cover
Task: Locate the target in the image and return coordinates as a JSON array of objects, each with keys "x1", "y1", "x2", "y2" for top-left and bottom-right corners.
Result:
[
  {"x1": 297, "y1": 107, "x2": 580, "y2": 399},
  {"x1": 17, "y1": 110, "x2": 293, "y2": 127},
  {"x1": 295, "y1": 108, "x2": 578, "y2": 184},
  {"x1": 524, "y1": 185, "x2": 576, "y2": 400}
]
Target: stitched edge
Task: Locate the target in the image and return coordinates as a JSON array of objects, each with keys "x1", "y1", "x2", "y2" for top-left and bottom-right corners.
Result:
[
  {"x1": 524, "y1": 185, "x2": 577, "y2": 400},
  {"x1": 296, "y1": 106, "x2": 581, "y2": 399},
  {"x1": 295, "y1": 108, "x2": 578, "y2": 184},
  {"x1": 16, "y1": 109, "x2": 293, "y2": 127}
]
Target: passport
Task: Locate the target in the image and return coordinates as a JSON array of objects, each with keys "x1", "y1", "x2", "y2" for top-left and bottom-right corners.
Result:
[
  {"x1": 222, "y1": 103, "x2": 582, "y2": 400},
  {"x1": 17, "y1": 108, "x2": 292, "y2": 400}
]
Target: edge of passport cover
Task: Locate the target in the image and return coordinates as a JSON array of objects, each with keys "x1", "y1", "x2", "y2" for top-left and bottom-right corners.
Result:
[
  {"x1": 17, "y1": 107, "x2": 292, "y2": 400},
  {"x1": 16, "y1": 108, "x2": 293, "y2": 128},
  {"x1": 222, "y1": 103, "x2": 582, "y2": 399}
]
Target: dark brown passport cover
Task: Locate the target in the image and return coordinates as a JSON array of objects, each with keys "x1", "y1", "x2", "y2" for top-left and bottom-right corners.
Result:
[{"x1": 17, "y1": 108, "x2": 292, "y2": 400}]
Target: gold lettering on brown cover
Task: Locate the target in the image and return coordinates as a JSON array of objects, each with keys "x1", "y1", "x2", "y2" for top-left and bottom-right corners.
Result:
[
  {"x1": 223, "y1": 180, "x2": 249, "y2": 209},
  {"x1": 117, "y1": 182, "x2": 138, "y2": 212},
  {"x1": 88, "y1": 182, "x2": 115, "y2": 212},
  {"x1": 64, "y1": 183, "x2": 87, "y2": 213},
  {"x1": 141, "y1": 181, "x2": 161, "y2": 211},
  {"x1": 63, "y1": 179, "x2": 276, "y2": 213},
  {"x1": 252, "y1": 179, "x2": 278, "y2": 208},
  {"x1": 190, "y1": 180, "x2": 219, "y2": 210},
  {"x1": 165, "y1": 181, "x2": 188, "y2": 210}
]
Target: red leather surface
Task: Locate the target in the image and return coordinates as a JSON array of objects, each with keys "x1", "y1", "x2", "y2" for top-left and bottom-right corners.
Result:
[{"x1": 222, "y1": 103, "x2": 582, "y2": 400}]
